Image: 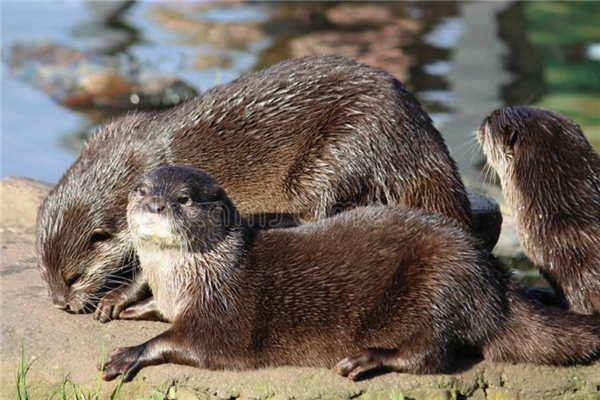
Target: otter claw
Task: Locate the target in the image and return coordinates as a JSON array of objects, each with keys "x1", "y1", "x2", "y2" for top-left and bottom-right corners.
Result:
[
  {"x1": 93, "y1": 293, "x2": 135, "y2": 323},
  {"x1": 335, "y1": 356, "x2": 366, "y2": 380},
  {"x1": 101, "y1": 345, "x2": 145, "y2": 382},
  {"x1": 335, "y1": 350, "x2": 389, "y2": 381},
  {"x1": 93, "y1": 302, "x2": 119, "y2": 323}
]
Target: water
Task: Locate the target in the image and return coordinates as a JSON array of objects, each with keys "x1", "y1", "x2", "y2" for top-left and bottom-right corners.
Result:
[{"x1": 3, "y1": 1, "x2": 599, "y2": 183}]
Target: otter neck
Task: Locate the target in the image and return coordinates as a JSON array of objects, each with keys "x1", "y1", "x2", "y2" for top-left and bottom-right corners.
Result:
[
  {"x1": 503, "y1": 165, "x2": 600, "y2": 265},
  {"x1": 137, "y1": 222, "x2": 248, "y2": 322}
]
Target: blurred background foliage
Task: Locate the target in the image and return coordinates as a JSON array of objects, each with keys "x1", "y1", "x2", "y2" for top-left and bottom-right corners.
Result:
[{"x1": 524, "y1": 2, "x2": 600, "y2": 146}]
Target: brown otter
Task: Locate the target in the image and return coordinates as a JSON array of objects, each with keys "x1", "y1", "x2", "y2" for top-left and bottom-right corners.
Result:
[
  {"x1": 99, "y1": 166, "x2": 600, "y2": 382},
  {"x1": 478, "y1": 106, "x2": 600, "y2": 314},
  {"x1": 36, "y1": 55, "x2": 477, "y2": 318}
]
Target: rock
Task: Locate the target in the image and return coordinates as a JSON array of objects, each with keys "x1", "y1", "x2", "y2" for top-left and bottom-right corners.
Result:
[
  {"x1": 289, "y1": 25, "x2": 417, "y2": 82},
  {"x1": 485, "y1": 388, "x2": 519, "y2": 400},
  {"x1": 467, "y1": 189, "x2": 502, "y2": 251},
  {"x1": 1, "y1": 177, "x2": 598, "y2": 400},
  {"x1": 5, "y1": 42, "x2": 198, "y2": 115},
  {"x1": 150, "y1": 5, "x2": 265, "y2": 49},
  {"x1": 288, "y1": 6, "x2": 421, "y2": 82},
  {"x1": 0, "y1": 178, "x2": 51, "y2": 234},
  {"x1": 463, "y1": 178, "x2": 524, "y2": 260},
  {"x1": 326, "y1": 4, "x2": 395, "y2": 26}
]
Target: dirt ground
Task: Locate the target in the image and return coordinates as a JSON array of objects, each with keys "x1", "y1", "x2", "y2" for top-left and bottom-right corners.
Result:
[{"x1": 1, "y1": 177, "x2": 599, "y2": 400}]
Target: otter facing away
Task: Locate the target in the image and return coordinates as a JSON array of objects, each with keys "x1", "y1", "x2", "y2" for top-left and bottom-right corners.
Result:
[
  {"x1": 36, "y1": 55, "x2": 477, "y2": 318},
  {"x1": 478, "y1": 106, "x2": 600, "y2": 314},
  {"x1": 99, "y1": 167, "x2": 600, "y2": 382}
]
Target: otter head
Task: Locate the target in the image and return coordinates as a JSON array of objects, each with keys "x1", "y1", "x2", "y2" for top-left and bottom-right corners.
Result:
[
  {"x1": 477, "y1": 106, "x2": 595, "y2": 188},
  {"x1": 36, "y1": 114, "x2": 156, "y2": 313},
  {"x1": 36, "y1": 171, "x2": 135, "y2": 313},
  {"x1": 477, "y1": 106, "x2": 600, "y2": 219},
  {"x1": 127, "y1": 167, "x2": 236, "y2": 253}
]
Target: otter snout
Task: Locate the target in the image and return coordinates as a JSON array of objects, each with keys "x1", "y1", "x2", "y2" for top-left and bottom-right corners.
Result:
[
  {"x1": 51, "y1": 291, "x2": 69, "y2": 310},
  {"x1": 146, "y1": 199, "x2": 166, "y2": 214},
  {"x1": 129, "y1": 202, "x2": 178, "y2": 247}
]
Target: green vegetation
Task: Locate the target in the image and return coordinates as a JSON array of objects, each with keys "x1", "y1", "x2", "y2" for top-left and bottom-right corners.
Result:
[
  {"x1": 16, "y1": 341, "x2": 29, "y2": 400},
  {"x1": 525, "y1": 2, "x2": 600, "y2": 45},
  {"x1": 390, "y1": 390, "x2": 406, "y2": 400},
  {"x1": 525, "y1": 2, "x2": 600, "y2": 143},
  {"x1": 137, "y1": 392, "x2": 165, "y2": 400},
  {"x1": 13, "y1": 341, "x2": 167, "y2": 400}
]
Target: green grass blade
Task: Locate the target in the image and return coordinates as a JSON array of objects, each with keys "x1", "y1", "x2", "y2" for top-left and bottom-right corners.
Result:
[
  {"x1": 109, "y1": 376, "x2": 124, "y2": 400},
  {"x1": 59, "y1": 373, "x2": 68, "y2": 400},
  {"x1": 95, "y1": 339, "x2": 107, "y2": 400},
  {"x1": 16, "y1": 340, "x2": 29, "y2": 400}
]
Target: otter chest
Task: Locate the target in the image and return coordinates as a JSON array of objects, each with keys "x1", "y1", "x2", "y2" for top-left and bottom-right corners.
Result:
[{"x1": 138, "y1": 248, "x2": 196, "y2": 321}]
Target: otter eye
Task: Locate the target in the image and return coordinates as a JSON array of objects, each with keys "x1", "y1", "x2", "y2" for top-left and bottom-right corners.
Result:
[
  {"x1": 90, "y1": 229, "x2": 112, "y2": 244},
  {"x1": 66, "y1": 272, "x2": 82, "y2": 286},
  {"x1": 178, "y1": 196, "x2": 191, "y2": 205},
  {"x1": 135, "y1": 185, "x2": 147, "y2": 197}
]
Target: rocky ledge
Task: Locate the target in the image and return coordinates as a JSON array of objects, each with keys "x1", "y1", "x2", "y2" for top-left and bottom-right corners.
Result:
[{"x1": 1, "y1": 177, "x2": 599, "y2": 400}]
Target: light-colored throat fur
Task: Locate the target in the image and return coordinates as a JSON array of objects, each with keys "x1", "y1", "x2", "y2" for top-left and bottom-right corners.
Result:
[{"x1": 135, "y1": 227, "x2": 246, "y2": 322}]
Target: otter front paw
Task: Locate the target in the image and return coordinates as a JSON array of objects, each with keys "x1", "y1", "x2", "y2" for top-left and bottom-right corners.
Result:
[
  {"x1": 118, "y1": 297, "x2": 169, "y2": 322},
  {"x1": 98, "y1": 345, "x2": 145, "y2": 382},
  {"x1": 93, "y1": 293, "x2": 130, "y2": 323}
]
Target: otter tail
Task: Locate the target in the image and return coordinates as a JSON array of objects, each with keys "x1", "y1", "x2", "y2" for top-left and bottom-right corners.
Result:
[{"x1": 483, "y1": 286, "x2": 600, "y2": 365}]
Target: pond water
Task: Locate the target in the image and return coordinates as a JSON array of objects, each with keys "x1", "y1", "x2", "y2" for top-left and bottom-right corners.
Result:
[{"x1": 3, "y1": 1, "x2": 599, "y2": 184}]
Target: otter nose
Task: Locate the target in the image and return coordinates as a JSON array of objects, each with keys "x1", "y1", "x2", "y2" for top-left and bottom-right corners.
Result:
[
  {"x1": 146, "y1": 201, "x2": 166, "y2": 214},
  {"x1": 52, "y1": 293, "x2": 69, "y2": 310}
]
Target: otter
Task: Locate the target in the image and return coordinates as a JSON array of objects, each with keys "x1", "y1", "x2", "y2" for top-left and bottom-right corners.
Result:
[
  {"x1": 98, "y1": 166, "x2": 600, "y2": 382},
  {"x1": 37, "y1": 55, "x2": 478, "y2": 318},
  {"x1": 478, "y1": 106, "x2": 600, "y2": 314}
]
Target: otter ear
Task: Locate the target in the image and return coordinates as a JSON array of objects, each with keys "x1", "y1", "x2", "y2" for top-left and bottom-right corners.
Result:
[
  {"x1": 505, "y1": 127, "x2": 519, "y2": 148},
  {"x1": 90, "y1": 228, "x2": 112, "y2": 244}
]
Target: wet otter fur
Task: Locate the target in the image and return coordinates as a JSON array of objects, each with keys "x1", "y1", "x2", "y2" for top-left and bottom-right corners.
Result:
[
  {"x1": 99, "y1": 166, "x2": 600, "y2": 382},
  {"x1": 36, "y1": 55, "x2": 474, "y2": 316},
  {"x1": 478, "y1": 106, "x2": 600, "y2": 314}
]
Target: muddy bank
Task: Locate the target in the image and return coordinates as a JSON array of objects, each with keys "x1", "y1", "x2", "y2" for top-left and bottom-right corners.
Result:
[{"x1": 1, "y1": 177, "x2": 598, "y2": 400}]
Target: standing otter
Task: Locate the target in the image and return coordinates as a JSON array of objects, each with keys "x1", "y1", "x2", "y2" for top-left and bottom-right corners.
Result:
[
  {"x1": 37, "y1": 55, "x2": 476, "y2": 317},
  {"x1": 478, "y1": 106, "x2": 600, "y2": 314},
  {"x1": 99, "y1": 166, "x2": 600, "y2": 382}
]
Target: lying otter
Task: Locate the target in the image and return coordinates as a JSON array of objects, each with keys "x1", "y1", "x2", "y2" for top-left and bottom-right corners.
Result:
[
  {"x1": 99, "y1": 167, "x2": 600, "y2": 382},
  {"x1": 478, "y1": 106, "x2": 600, "y2": 314},
  {"x1": 37, "y1": 55, "x2": 477, "y2": 317}
]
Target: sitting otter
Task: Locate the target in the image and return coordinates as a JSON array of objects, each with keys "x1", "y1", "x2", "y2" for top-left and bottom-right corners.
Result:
[
  {"x1": 99, "y1": 167, "x2": 600, "y2": 382},
  {"x1": 478, "y1": 106, "x2": 600, "y2": 314}
]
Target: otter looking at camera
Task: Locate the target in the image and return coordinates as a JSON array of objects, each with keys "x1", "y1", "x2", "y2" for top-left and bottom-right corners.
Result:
[
  {"x1": 478, "y1": 106, "x2": 600, "y2": 315},
  {"x1": 98, "y1": 166, "x2": 600, "y2": 382}
]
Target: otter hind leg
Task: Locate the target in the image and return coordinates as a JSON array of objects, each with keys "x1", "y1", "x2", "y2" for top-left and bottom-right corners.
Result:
[
  {"x1": 335, "y1": 349, "x2": 397, "y2": 380},
  {"x1": 335, "y1": 344, "x2": 453, "y2": 381}
]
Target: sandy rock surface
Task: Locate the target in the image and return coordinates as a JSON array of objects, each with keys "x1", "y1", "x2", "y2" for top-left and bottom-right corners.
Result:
[{"x1": 1, "y1": 177, "x2": 599, "y2": 400}]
